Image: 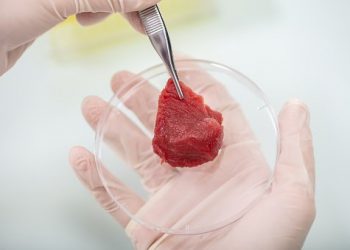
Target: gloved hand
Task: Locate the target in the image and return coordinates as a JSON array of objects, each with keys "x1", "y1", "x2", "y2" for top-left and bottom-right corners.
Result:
[
  {"x1": 0, "y1": 0, "x2": 159, "y2": 75},
  {"x1": 69, "y1": 70, "x2": 315, "y2": 250}
]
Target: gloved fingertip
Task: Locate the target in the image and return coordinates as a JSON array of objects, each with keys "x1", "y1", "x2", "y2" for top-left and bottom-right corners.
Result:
[
  {"x1": 81, "y1": 95, "x2": 104, "y2": 106},
  {"x1": 81, "y1": 96, "x2": 106, "y2": 128},
  {"x1": 122, "y1": 12, "x2": 145, "y2": 34},
  {"x1": 69, "y1": 146, "x2": 91, "y2": 171},
  {"x1": 285, "y1": 98, "x2": 310, "y2": 114},
  {"x1": 279, "y1": 99, "x2": 310, "y2": 137},
  {"x1": 111, "y1": 70, "x2": 135, "y2": 92}
]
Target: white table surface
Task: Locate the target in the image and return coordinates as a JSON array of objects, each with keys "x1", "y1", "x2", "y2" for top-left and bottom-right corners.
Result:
[{"x1": 1, "y1": 0, "x2": 349, "y2": 249}]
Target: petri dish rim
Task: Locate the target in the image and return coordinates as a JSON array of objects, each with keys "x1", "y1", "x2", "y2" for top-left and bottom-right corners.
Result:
[{"x1": 94, "y1": 59, "x2": 281, "y2": 235}]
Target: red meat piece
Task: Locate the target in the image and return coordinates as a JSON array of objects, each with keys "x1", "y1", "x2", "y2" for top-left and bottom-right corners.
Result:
[{"x1": 152, "y1": 78, "x2": 224, "y2": 167}]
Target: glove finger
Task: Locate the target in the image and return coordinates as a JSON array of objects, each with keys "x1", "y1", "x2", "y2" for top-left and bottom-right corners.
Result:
[
  {"x1": 274, "y1": 100, "x2": 314, "y2": 192},
  {"x1": 76, "y1": 12, "x2": 110, "y2": 26},
  {"x1": 122, "y1": 12, "x2": 145, "y2": 33},
  {"x1": 69, "y1": 146, "x2": 144, "y2": 227},
  {"x1": 50, "y1": 0, "x2": 160, "y2": 18},
  {"x1": 81, "y1": 95, "x2": 177, "y2": 192},
  {"x1": 110, "y1": 71, "x2": 158, "y2": 131}
]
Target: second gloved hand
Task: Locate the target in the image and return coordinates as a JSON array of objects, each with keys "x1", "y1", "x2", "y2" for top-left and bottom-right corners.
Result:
[
  {"x1": 69, "y1": 68, "x2": 316, "y2": 250},
  {"x1": 0, "y1": 0, "x2": 160, "y2": 75}
]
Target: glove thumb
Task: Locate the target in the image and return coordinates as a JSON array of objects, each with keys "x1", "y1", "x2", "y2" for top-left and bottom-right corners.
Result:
[{"x1": 274, "y1": 99, "x2": 314, "y2": 192}]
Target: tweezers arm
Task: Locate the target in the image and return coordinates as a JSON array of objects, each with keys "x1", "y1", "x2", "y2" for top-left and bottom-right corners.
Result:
[{"x1": 139, "y1": 5, "x2": 184, "y2": 99}]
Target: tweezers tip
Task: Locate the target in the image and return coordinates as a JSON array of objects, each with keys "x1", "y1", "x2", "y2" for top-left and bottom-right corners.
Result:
[{"x1": 173, "y1": 77, "x2": 184, "y2": 99}]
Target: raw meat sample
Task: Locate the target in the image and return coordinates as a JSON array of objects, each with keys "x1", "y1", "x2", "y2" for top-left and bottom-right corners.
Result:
[{"x1": 152, "y1": 78, "x2": 224, "y2": 167}]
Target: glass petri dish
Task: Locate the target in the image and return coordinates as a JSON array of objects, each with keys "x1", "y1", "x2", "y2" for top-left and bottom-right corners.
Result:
[{"x1": 95, "y1": 59, "x2": 280, "y2": 235}]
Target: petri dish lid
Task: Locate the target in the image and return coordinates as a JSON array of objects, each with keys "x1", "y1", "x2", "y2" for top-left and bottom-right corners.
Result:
[{"x1": 95, "y1": 59, "x2": 280, "y2": 235}]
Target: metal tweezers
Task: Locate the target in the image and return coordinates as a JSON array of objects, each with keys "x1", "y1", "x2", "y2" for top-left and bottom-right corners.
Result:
[{"x1": 139, "y1": 5, "x2": 184, "y2": 99}]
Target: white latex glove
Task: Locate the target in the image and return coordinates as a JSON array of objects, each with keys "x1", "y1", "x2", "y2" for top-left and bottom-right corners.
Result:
[
  {"x1": 0, "y1": 0, "x2": 159, "y2": 75},
  {"x1": 69, "y1": 71, "x2": 315, "y2": 250}
]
